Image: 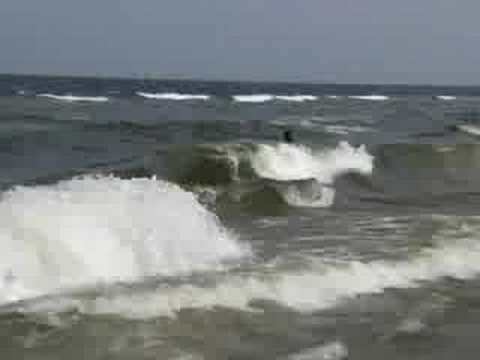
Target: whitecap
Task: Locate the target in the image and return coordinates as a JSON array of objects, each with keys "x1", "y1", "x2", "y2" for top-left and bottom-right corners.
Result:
[
  {"x1": 348, "y1": 95, "x2": 390, "y2": 101},
  {"x1": 250, "y1": 141, "x2": 374, "y2": 183},
  {"x1": 136, "y1": 92, "x2": 210, "y2": 101},
  {"x1": 233, "y1": 94, "x2": 275, "y2": 103},
  {"x1": 435, "y1": 95, "x2": 456, "y2": 101},
  {"x1": 0, "y1": 175, "x2": 248, "y2": 305},
  {"x1": 37, "y1": 94, "x2": 109, "y2": 102}
]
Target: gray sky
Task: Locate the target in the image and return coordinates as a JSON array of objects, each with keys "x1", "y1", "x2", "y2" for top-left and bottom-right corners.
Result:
[{"x1": 2, "y1": 0, "x2": 480, "y2": 84}]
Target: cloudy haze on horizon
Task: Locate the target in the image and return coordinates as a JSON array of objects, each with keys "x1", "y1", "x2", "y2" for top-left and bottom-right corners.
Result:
[{"x1": 1, "y1": 0, "x2": 480, "y2": 85}]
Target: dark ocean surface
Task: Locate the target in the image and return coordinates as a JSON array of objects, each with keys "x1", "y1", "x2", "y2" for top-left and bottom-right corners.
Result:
[{"x1": 2, "y1": 74, "x2": 480, "y2": 359}]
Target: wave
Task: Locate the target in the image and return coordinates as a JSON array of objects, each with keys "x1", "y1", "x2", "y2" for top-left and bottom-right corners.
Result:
[
  {"x1": 250, "y1": 142, "x2": 374, "y2": 183},
  {"x1": 454, "y1": 124, "x2": 480, "y2": 136},
  {"x1": 289, "y1": 341, "x2": 348, "y2": 360},
  {"x1": 37, "y1": 94, "x2": 109, "y2": 102},
  {"x1": 324, "y1": 125, "x2": 374, "y2": 135},
  {"x1": 165, "y1": 141, "x2": 373, "y2": 208},
  {"x1": 233, "y1": 94, "x2": 317, "y2": 103},
  {"x1": 435, "y1": 95, "x2": 456, "y2": 101},
  {"x1": 17, "y1": 220, "x2": 480, "y2": 318},
  {"x1": 348, "y1": 95, "x2": 390, "y2": 101},
  {"x1": 136, "y1": 92, "x2": 210, "y2": 101},
  {"x1": 233, "y1": 94, "x2": 275, "y2": 103},
  {"x1": 274, "y1": 95, "x2": 318, "y2": 102},
  {"x1": 269, "y1": 180, "x2": 336, "y2": 208},
  {"x1": 0, "y1": 175, "x2": 248, "y2": 305}
]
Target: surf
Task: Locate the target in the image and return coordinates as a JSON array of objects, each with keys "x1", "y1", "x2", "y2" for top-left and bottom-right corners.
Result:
[
  {"x1": 14, "y1": 217, "x2": 480, "y2": 319},
  {"x1": 136, "y1": 92, "x2": 210, "y2": 101},
  {"x1": 0, "y1": 175, "x2": 249, "y2": 305},
  {"x1": 37, "y1": 94, "x2": 110, "y2": 102}
]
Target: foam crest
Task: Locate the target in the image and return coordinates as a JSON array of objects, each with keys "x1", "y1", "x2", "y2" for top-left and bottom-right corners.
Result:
[
  {"x1": 63, "y1": 235, "x2": 480, "y2": 318},
  {"x1": 250, "y1": 142, "x2": 374, "y2": 183},
  {"x1": 289, "y1": 341, "x2": 348, "y2": 360},
  {"x1": 274, "y1": 95, "x2": 318, "y2": 102},
  {"x1": 348, "y1": 95, "x2": 390, "y2": 101},
  {"x1": 233, "y1": 94, "x2": 275, "y2": 103},
  {"x1": 436, "y1": 95, "x2": 456, "y2": 101},
  {"x1": 37, "y1": 94, "x2": 109, "y2": 102},
  {"x1": 455, "y1": 124, "x2": 480, "y2": 136},
  {"x1": 324, "y1": 125, "x2": 374, "y2": 135},
  {"x1": 281, "y1": 183, "x2": 335, "y2": 208},
  {"x1": 0, "y1": 176, "x2": 247, "y2": 304},
  {"x1": 233, "y1": 94, "x2": 317, "y2": 103},
  {"x1": 136, "y1": 92, "x2": 210, "y2": 101}
]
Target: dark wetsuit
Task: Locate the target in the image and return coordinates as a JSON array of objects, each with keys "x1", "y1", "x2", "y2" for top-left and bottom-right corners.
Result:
[{"x1": 283, "y1": 130, "x2": 294, "y2": 143}]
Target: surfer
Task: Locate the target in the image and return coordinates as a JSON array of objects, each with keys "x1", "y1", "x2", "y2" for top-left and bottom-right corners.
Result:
[{"x1": 283, "y1": 129, "x2": 294, "y2": 143}]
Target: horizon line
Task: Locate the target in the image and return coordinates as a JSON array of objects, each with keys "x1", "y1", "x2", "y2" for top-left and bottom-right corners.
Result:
[{"x1": 1, "y1": 71, "x2": 479, "y2": 88}]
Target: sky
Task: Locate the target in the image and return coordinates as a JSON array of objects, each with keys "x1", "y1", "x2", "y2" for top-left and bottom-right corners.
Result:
[{"x1": 1, "y1": 0, "x2": 480, "y2": 85}]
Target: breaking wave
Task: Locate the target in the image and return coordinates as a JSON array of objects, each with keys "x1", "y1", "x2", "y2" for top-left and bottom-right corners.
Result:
[
  {"x1": 289, "y1": 341, "x2": 348, "y2": 360},
  {"x1": 136, "y1": 92, "x2": 210, "y2": 101},
  {"x1": 16, "y1": 220, "x2": 480, "y2": 318},
  {"x1": 165, "y1": 141, "x2": 374, "y2": 208},
  {"x1": 435, "y1": 95, "x2": 456, "y2": 101},
  {"x1": 250, "y1": 142, "x2": 374, "y2": 183},
  {"x1": 454, "y1": 124, "x2": 480, "y2": 136},
  {"x1": 348, "y1": 95, "x2": 390, "y2": 101},
  {"x1": 233, "y1": 95, "x2": 275, "y2": 103},
  {"x1": 0, "y1": 176, "x2": 248, "y2": 305},
  {"x1": 233, "y1": 94, "x2": 317, "y2": 103},
  {"x1": 37, "y1": 94, "x2": 110, "y2": 102},
  {"x1": 274, "y1": 95, "x2": 318, "y2": 102}
]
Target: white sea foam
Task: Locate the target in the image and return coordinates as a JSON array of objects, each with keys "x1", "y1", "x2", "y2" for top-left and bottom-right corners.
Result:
[
  {"x1": 456, "y1": 124, "x2": 480, "y2": 136},
  {"x1": 436, "y1": 95, "x2": 456, "y2": 101},
  {"x1": 250, "y1": 142, "x2": 374, "y2": 183},
  {"x1": 233, "y1": 94, "x2": 275, "y2": 103},
  {"x1": 20, "y1": 230, "x2": 480, "y2": 319},
  {"x1": 324, "y1": 125, "x2": 374, "y2": 135},
  {"x1": 240, "y1": 141, "x2": 373, "y2": 208},
  {"x1": 289, "y1": 341, "x2": 348, "y2": 360},
  {"x1": 274, "y1": 95, "x2": 318, "y2": 102},
  {"x1": 233, "y1": 94, "x2": 317, "y2": 103},
  {"x1": 280, "y1": 184, "x2": 335, "y2": 208},
  {"x1": 136, "y1": 92, "x2": 210, "y2": 101},
  {"x1": 37, "y1": 94, "x2": 109, "y2": 102},
  {"x1": 56, "y1": 234, "x2": 480, "y2": 319},
  {"x1": 325, "y1": 95, "x2": 342, "y2": 99},
  {"x1": 348, "y1": 95, "x2": 390, "y2": 101},
  {"x1": 0, "y1": 176, "x2": 248, "y2": 305}
]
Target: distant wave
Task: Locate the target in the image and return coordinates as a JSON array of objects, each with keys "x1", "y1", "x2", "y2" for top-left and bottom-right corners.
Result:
[
  {"x1": 289, "y1": 341, "x2": 348, "y2": 360},
  {"x1": 348, "y1": 95, "x2": 390, "y2": 101},
  {"x1": 233, "y1": 94, "x2": 275, "y2": 103},
  {"x1": 325, "y1": 95, "x2": 342, "y2": 99},
  {"x1": 136, "y1": 92, "x2": 210, "y2": 101},
  {"x1": 274, "y1": 95, "x2": 318, "y2": 102},
  {"x1": 37, "y1": 94, "x2": 109, "y2": 102},
  {"x1": 435, "y1": 95, "x2": 457, "y2": 101},
  {"x1": 454, "y1": 124, "x2": 480, "y2": 136},
  {"x1": 233, "y1": 94, "x2": 317, "y2": 103},
  {"x1": 324, "y1": 125, "x2": 375, "y2": 135}
]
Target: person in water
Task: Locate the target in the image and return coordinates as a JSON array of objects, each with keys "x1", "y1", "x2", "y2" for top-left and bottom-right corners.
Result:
[{"x1": 283, "y1": 129, "x2": 294, "y2": 143}]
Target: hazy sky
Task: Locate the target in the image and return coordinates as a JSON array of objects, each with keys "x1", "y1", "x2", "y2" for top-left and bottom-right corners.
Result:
[{"x1": 2, "y1": 0, "x2": 480, "y2": 84}]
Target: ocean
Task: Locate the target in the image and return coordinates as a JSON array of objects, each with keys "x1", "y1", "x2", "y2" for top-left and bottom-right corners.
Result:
[{"x1": 2, "y1": 74, "x2": 480, "y2": 359}]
